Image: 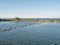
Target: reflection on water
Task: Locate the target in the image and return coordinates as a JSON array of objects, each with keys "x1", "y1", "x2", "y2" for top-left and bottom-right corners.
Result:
[{"x1": 0, "y1": 22, "x2": 60, "y2": 45}]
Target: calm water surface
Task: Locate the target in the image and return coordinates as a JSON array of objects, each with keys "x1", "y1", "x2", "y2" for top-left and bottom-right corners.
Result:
[{"x1": 0, "y1": 22, "x2": 60, "y2": 45}]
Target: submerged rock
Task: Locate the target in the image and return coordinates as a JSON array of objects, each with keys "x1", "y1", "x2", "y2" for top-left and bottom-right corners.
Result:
[
  {"x1": 0, "y1": 28, "x2": 2, "y2": 30},
  {"x1": 29, "y1": 24, "x2": 32, "y2": 25},
  {"x1": 10, "y1": 27, "x2": 13, "y2": 29},
  {"x1": 13, "y1": 26, "x2": 16, "y2": 28},
  {"x1": 20, "y1": 24, "x2": 27, "y2": 28}
]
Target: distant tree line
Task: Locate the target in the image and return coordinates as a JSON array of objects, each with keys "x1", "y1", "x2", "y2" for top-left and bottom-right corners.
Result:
[
  {"x1": 0, "y1": 17, "x2": 20, "y2": 22},
  {"x1": 0, "y1": 18, "x2": 13, "y2": 21},
  {"x1": 0, "y1": 17, "x2": 60, "y2": 22}
]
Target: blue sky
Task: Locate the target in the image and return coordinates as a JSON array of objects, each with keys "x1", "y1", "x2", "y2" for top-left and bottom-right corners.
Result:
[{"x1": 0, "y1": 0, "x2": 60, "y2": 18}]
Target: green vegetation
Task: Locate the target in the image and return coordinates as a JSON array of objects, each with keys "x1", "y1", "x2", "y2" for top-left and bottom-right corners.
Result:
[
  {"x1": 14, "y1": 17, "x2": 20, "y2": 22},
  {"x1": 0, "y1": 17, "x2": 60, "y2": 22},
  {"x1": 0, "y1": 18, "x2": 13, "y2": 21}
]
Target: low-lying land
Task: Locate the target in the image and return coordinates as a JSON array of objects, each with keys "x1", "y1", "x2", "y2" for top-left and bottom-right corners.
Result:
[{"x1": 0, "y1": 17, "x2": 60, "y2": 22}]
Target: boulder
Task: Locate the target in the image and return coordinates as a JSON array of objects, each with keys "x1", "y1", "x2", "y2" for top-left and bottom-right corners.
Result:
[
  {"x1": 2, "y1": 28, "x2": 6, "y2": 31},
  {"x1": 13, "y1": 26, "x2": 16, "y2": 28}
]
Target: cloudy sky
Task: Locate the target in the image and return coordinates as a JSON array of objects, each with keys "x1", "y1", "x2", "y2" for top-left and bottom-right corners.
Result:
[{"x1": 0, "y1": 0, "x2": 60, "y2": 18}]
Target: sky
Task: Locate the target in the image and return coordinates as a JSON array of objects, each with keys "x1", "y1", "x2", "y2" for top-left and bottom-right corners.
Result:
[{"x1": 0, "y1": 0, "x2": 60, "y2": 18}]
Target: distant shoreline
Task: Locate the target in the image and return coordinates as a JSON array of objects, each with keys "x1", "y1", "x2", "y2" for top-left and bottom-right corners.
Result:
[{"x1": 0, "y1": 18, "x2": 60, "y2": 22}]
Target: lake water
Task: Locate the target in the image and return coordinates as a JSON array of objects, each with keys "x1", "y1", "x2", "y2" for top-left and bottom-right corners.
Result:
[{"x1": 0, "y1": 22, "x2": 60, "y2": 45}]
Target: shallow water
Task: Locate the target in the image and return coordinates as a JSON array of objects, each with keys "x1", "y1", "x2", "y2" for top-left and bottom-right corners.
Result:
[{"x1": 0, "y1": 22, "x2": 60, "y2": 45}]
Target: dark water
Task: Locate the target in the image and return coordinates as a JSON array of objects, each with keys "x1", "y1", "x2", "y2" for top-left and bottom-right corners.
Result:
[{"x1": 0, "y1": 22, "x2": 60, "y2": 45}]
